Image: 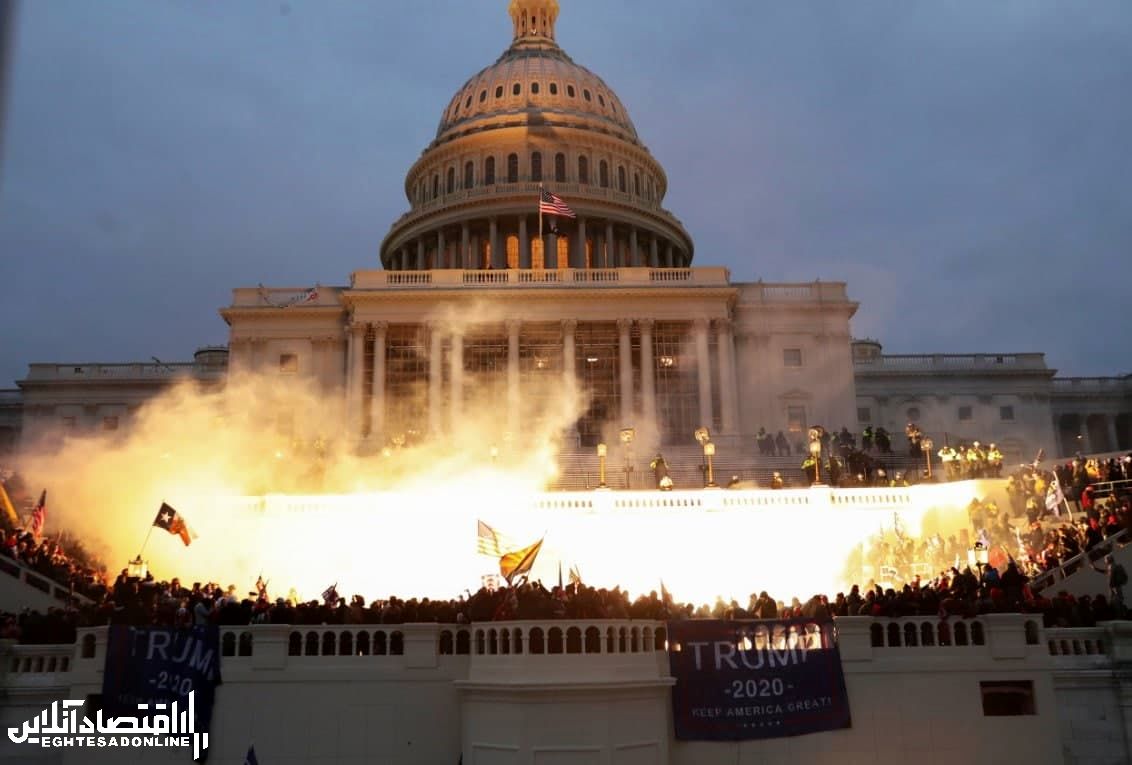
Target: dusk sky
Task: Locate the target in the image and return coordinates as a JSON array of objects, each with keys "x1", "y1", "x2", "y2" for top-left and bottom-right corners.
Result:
[{"x1": 1, "y1": 0, "x2": 1130, "y2": 387}]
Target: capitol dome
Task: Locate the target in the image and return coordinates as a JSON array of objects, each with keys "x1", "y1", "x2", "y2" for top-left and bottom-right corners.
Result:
[{"x1": 380, "y1": 0, "x2": 694, "y2": 273}]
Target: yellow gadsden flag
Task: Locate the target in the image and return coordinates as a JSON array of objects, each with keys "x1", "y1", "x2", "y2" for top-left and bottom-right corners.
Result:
[
  {"x1": 0, "y1": 481, "x2": 18, "y2": 527},
  {"x1": 499, "y1": 538, "x2": 544, "y2": 585}
]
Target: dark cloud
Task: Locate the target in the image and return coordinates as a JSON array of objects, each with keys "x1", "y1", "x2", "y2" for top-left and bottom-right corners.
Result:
[{"x1": 1, "y1": 0, "x2": 1129, "y2": 384}]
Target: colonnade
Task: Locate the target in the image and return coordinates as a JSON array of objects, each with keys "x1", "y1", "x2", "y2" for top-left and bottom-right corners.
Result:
[
  {"x1": 343, "y1": 318, "x2": 739, "y2": 445},
  {"x1": 386, "y1": 215, "x2": 689, "y2": 271}
]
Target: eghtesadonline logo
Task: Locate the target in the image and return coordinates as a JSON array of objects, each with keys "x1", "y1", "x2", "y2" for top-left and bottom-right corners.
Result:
[{"x1": 7, "y1": 691, "x2": 209, "y2": 760}]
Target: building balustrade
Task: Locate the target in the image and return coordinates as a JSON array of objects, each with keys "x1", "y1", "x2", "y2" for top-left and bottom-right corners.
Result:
[
  {"x1": 23, "y1": 363, "x2": 226, "y2": 381},
  {"x1": 854, "y1": 353, "x2": 1050, "y2": 371}
]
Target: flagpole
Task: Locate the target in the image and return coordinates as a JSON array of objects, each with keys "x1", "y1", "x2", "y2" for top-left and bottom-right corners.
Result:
[{"x1": 137, "y1": 525, "x2": 155, "y2": 559}]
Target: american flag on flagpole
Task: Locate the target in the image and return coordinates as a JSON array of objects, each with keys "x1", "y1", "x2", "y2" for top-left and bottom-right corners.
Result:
[
  {"x1": 29, "y1": 490, "x2": 46, "y2": 540},
  {"x1": 539, "y1": 187, "x2": 576, "y2": 218}
]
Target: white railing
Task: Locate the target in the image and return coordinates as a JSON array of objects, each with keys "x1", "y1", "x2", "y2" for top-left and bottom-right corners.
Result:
[
  {"x1": 346, "y1": 267, "x2": 731, "y2": 291},
  {"x1": 0, "y1": 555, "x2": 93, "y2": 605},
  {"x1": 1031, "y1": 527, "x2": 1131, "y2": 592},
  {"x1": 855, "y1": 353, "x2": 1049, "y2": 371},
  {"x1": 23, "y1": 363, "x2": 224, "y2": 381},
  {"x1": 1046, "y1": 627, "x2": 1108, "y2": 662}
]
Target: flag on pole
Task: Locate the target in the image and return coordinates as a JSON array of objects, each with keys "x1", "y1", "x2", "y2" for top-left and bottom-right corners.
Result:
[
  {"x1": 244, "y1": 745, "x2": 259, "y2": 765},
  {"x1": 152, "y1": 502, "x2": 196, "y2": 546},
  {"x1": 569, "y1": 564, "x2": 582, "y2": 587},
  {"x1": 29, "y1": 490, "x2": 47, "y2": 540},
  {"x1": 1045, "y1": 474, "x2": 1065, "y2": 516},
  {"x1": 499, "y1": 537, "x2": 544, "y2": 584},
  {"x1": 321, "y1": 583, "x2": 339, "y2": 606},
  {"x1": 476, "y1": 520, "x2": 504, "y2": 557},
  {"x1": 539, "y1": 187, "x2": 576, "y2": 218}
]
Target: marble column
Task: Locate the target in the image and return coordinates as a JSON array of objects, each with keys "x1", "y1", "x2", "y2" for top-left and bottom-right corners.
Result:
[
  {"x1": 629, "y1": 228, "x2": 639, "y2": 267},
  {"x1": 450, "y1": 330, "x2": 464, "y2": 431},
  {"x1": 574, "y1": 216, "x2": 587, "y2": 269},
  {"x1": 639, "y1": 318, "x2": 656, "y2": 426},
  {"x1": 416, "y1": 237, "x2": 425, "y2": 271},
  {"x1": 348, "y1": 322, "x2": 367, "y2": 439},
  {"x1": 470, "y1": 234, "x2": 480, "y2": 270},
  {"x1": 461, "y1": 222, "x2": 470, "y2": 270},
  {"x1": 649, "y1": 236, "x2": 659, "y2": 268},
  {"x1": 716, "y1": 319, "x2": 739, "y2": 435},
  {"x1": 437, "y1": 229, "x2": 446, "y2": 269},
  {"x1": 606, "y1": 222, "x2": 615, "y2": 267},
  {"x1": 370, "y1": 322, "x2": 388, "y2": 442},
  {"x1": 562, "y1": 319, "x2": 577, "y2": 402},
  {"x1": 507, "y1": 320, "x2": 521, "y2": 437},
  {"x1": 546, "y1": 228, "x2": 558, "y2": 269},
  {"x1": 519, "y1": 216, "x2": 531, "y2": 269},
  {"x1": 490, "y1": 217, "x2": 503, "y2": 269},
  {"x1": 428, "y1": 324, "x2": 443, "y2": 435},
  {"x1": 595, "y1": 232, "x2": 606, "y2": 268},
  {"x1": 1108, "y1": 416, "x2": 1120, "y2": 453},
  {"x1": 618, "y1": 318, "x2": 634, "y2": 426},
  {"x1": 693, "y1": 318, "x2": 713, "y2": 430},
  {"x1": 665, "y1": 242, "x2": 674, "y2": 268}
]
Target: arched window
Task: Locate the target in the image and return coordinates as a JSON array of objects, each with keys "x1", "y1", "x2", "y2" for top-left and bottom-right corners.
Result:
[
  {"x1": 479, "y1": 89, "x2": 486, "y2": 103},
  {"x1": 495, "y1": 85, "x2": 503, "y2": 98},
  {"x1": 549, "y1": 82, "x2": 558, "y2": 95},
  {"x1": 464, "y1": 95, "x2": 471, "y2": 109},
  {"x1": 583, "y1": 88, "x2": 592, "y2": 101},
  {"x1": 634, "y1": 172, "x2": 641, "y2": 196},
  {"x1": 567, "y1": 84, "x2": 576, "y2": 98},
  {"x1": 578, "y1": 156, "x2": 589, "y2": 184},
  {"x1": 599, "y1": 160, "x2": 609, "y2": 188},
  {"x1": 555, "y1": 153, "x2": 566, "y2": 182},
  {"x1": 598, "y1": 93, "x2": 605, "y2": 107},
  {"x1": 431, "y1": 174, "x2": 439, "y2": 199},
  {"x1": 618, "y1": 166, "x2": 626, "y2": 192},
  {"x1": 464, "y1": 161, "x2": 474, "y2": 189},
  {"x1": 507, "y1": 153, "x2": 519, "y2": 183},
  {"x1": 485, "y1": 156, "x2": 496, "y2": 185},
  {"x1": 531, "y1": 82, "x2": 540, "y2": 95},
  {"x1": 512, "y1": 82, "x2": 521, "y2": 96},
  {"x1": 530, "y1": 152, "x2": 542, "y2": 182},
  {"x1": 446, "y1": 167, "x2": 455, "y2": 194}
]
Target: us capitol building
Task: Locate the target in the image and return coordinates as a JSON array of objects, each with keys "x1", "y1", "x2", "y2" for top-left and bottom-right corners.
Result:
[{"x1": 3, "y1": 0, "x2": 1130, "y2": 469}]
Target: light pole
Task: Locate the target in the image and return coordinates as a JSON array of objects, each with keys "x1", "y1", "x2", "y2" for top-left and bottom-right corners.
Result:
[
  {"x1": 809, "y1": 438, "x2": 823, "y2": 485},
  {"x1": 922, "y1": 436, "x2": 934, "y2": 480},
  {"x1": 620, "y1": 427, "x2": 635, "y2": 489},
  {"x1": 704, "y1": 441, "x2": 717, "y2": 488},
  {"x1": 596, "y1": 442, "x2": 608, "y2": 489}
]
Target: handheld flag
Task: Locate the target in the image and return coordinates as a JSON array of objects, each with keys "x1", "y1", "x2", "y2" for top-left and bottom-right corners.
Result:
[
  {"x1": 499, "y1": 538, "x2": 544, "y2": 584},
  {"x1": 477, "y1": 520, "x2": 503, "y2": 557},
  {"x1": 1045, "y1": 475, "x2": 1066, "y2": 516},
  {"x1": 568, "y1": 564, "x2": 582, "y2": 588},
  {"x1": 29, "y1": 490, "x2": 47, "y2": 539},
  {"x1": 539, "y1": 187, "x2": 576, "y2": 219},
  {"x1": 322, "y1": 583, "x2": 339, "y2": 606},
  {"x1": 152, "y1": 502, "x2": 196, "y2": 546}
]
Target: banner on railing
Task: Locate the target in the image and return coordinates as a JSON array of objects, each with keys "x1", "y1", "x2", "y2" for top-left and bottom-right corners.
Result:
[
  {"x1": 102, "y1": 626, "x2": 223, "y2": 738},
  {"x1": 667, "y1": 618, "x2": 850, "y2": 740}
]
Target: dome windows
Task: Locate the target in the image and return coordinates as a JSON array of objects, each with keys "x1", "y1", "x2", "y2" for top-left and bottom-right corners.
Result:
[
  {"x1": 464, "y1": 161, "x2": 474, "y2": 189},
  {"x1": 599, "y1": 160, "x2": 609, "y2": 188},
  {"x1": 531, "y1": 82, "x2": 540, "y2": 95},
  {"x1": 530, "y1": 152, "x2": 542, "y2": 182},
  {"x1": 446, "y1": 167, "x2": 456, "y2": 194},
  {"x1": 513, "y1": 82, "x2": 521, "y2": 96},
  {"x1": 507, "y1": 153, "x2": 519, "y2": 183},
  {"x1": 465, "y1": 95, "x2": 472, "y2": 109},
  {"x1": 634, "y1": 172, "x2": 640, "y2": 196},
  {"x1": 583, "y1": 89, "x2": 592, "y2": 102},
  {"x1": 567, "y1": 84, "x2": 576, "y2": 98},
  {"x1": 495, "y1": 85, "x2": 503, "y2": 98},
  {"x1": 554, "y1": 153, "x2": 566, "y2": 183},
  {"x1": 578, "y1": 156, "x2": 589, "y2": 184},
  {"x1": 479, "y1": 89, "x2": 487, "y2": 103},
  {"x1": 549, "y1": 83, "x2": 558, "y2": 95},
  {"x1": 485, "y1": 156, "x2": 496, "y2": 185},
  {"x1": 618, "y1": 166, "x2": 626, "y2": 193},
  {"x1": 432, "y1": 174, "x2": 439, "y2": 199},
  {"x1": 598, "y1": 93, "x2": 605, "y2": 107}
]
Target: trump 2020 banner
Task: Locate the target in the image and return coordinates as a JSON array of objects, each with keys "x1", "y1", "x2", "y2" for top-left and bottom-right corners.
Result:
[
  {"x1": 667, "y1": 618, "x2": 851, "y2": 740},
  {"x1": 102, "y1": 626, "x2": 223, "y2": 736}
]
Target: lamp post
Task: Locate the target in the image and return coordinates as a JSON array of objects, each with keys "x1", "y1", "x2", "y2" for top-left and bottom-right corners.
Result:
[
  {"x1": 596, "y1": 442, "x2": 608, "y2": 489},
  {"x1": 694, "y1": 427, "x2": 711, "y2": 487},
  {"x1": 620, "y1": 427, "x2": 635, "y2": 489},
  {"x1": 704, "y1": 441, "x2": 717, "y2": 488},
  {"x1": 968, "y1": 542, "x2": 989, "y2": 570},
  {"x1": 921, "y1": 436, "x2": 934, "y2": 480},
  {"x1": 808, "y1": 438, "x2": 823, "y2": 485},
  {"x1": 127, "y1": 556, "x2": 148, "y2": 580}
]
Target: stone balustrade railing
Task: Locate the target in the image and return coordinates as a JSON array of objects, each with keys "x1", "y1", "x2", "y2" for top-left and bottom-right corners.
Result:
[
  {"x1": 23, "y1": 363, "x2": 225, "y2": 381},
  {"x1": 855, "y1": 353, "x2": 1049, "y2": 371}
]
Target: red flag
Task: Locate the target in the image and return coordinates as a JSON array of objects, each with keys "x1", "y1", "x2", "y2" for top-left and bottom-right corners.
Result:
[{"x1": 29, "y1": 490, "x2": 46, "y2": 540}]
